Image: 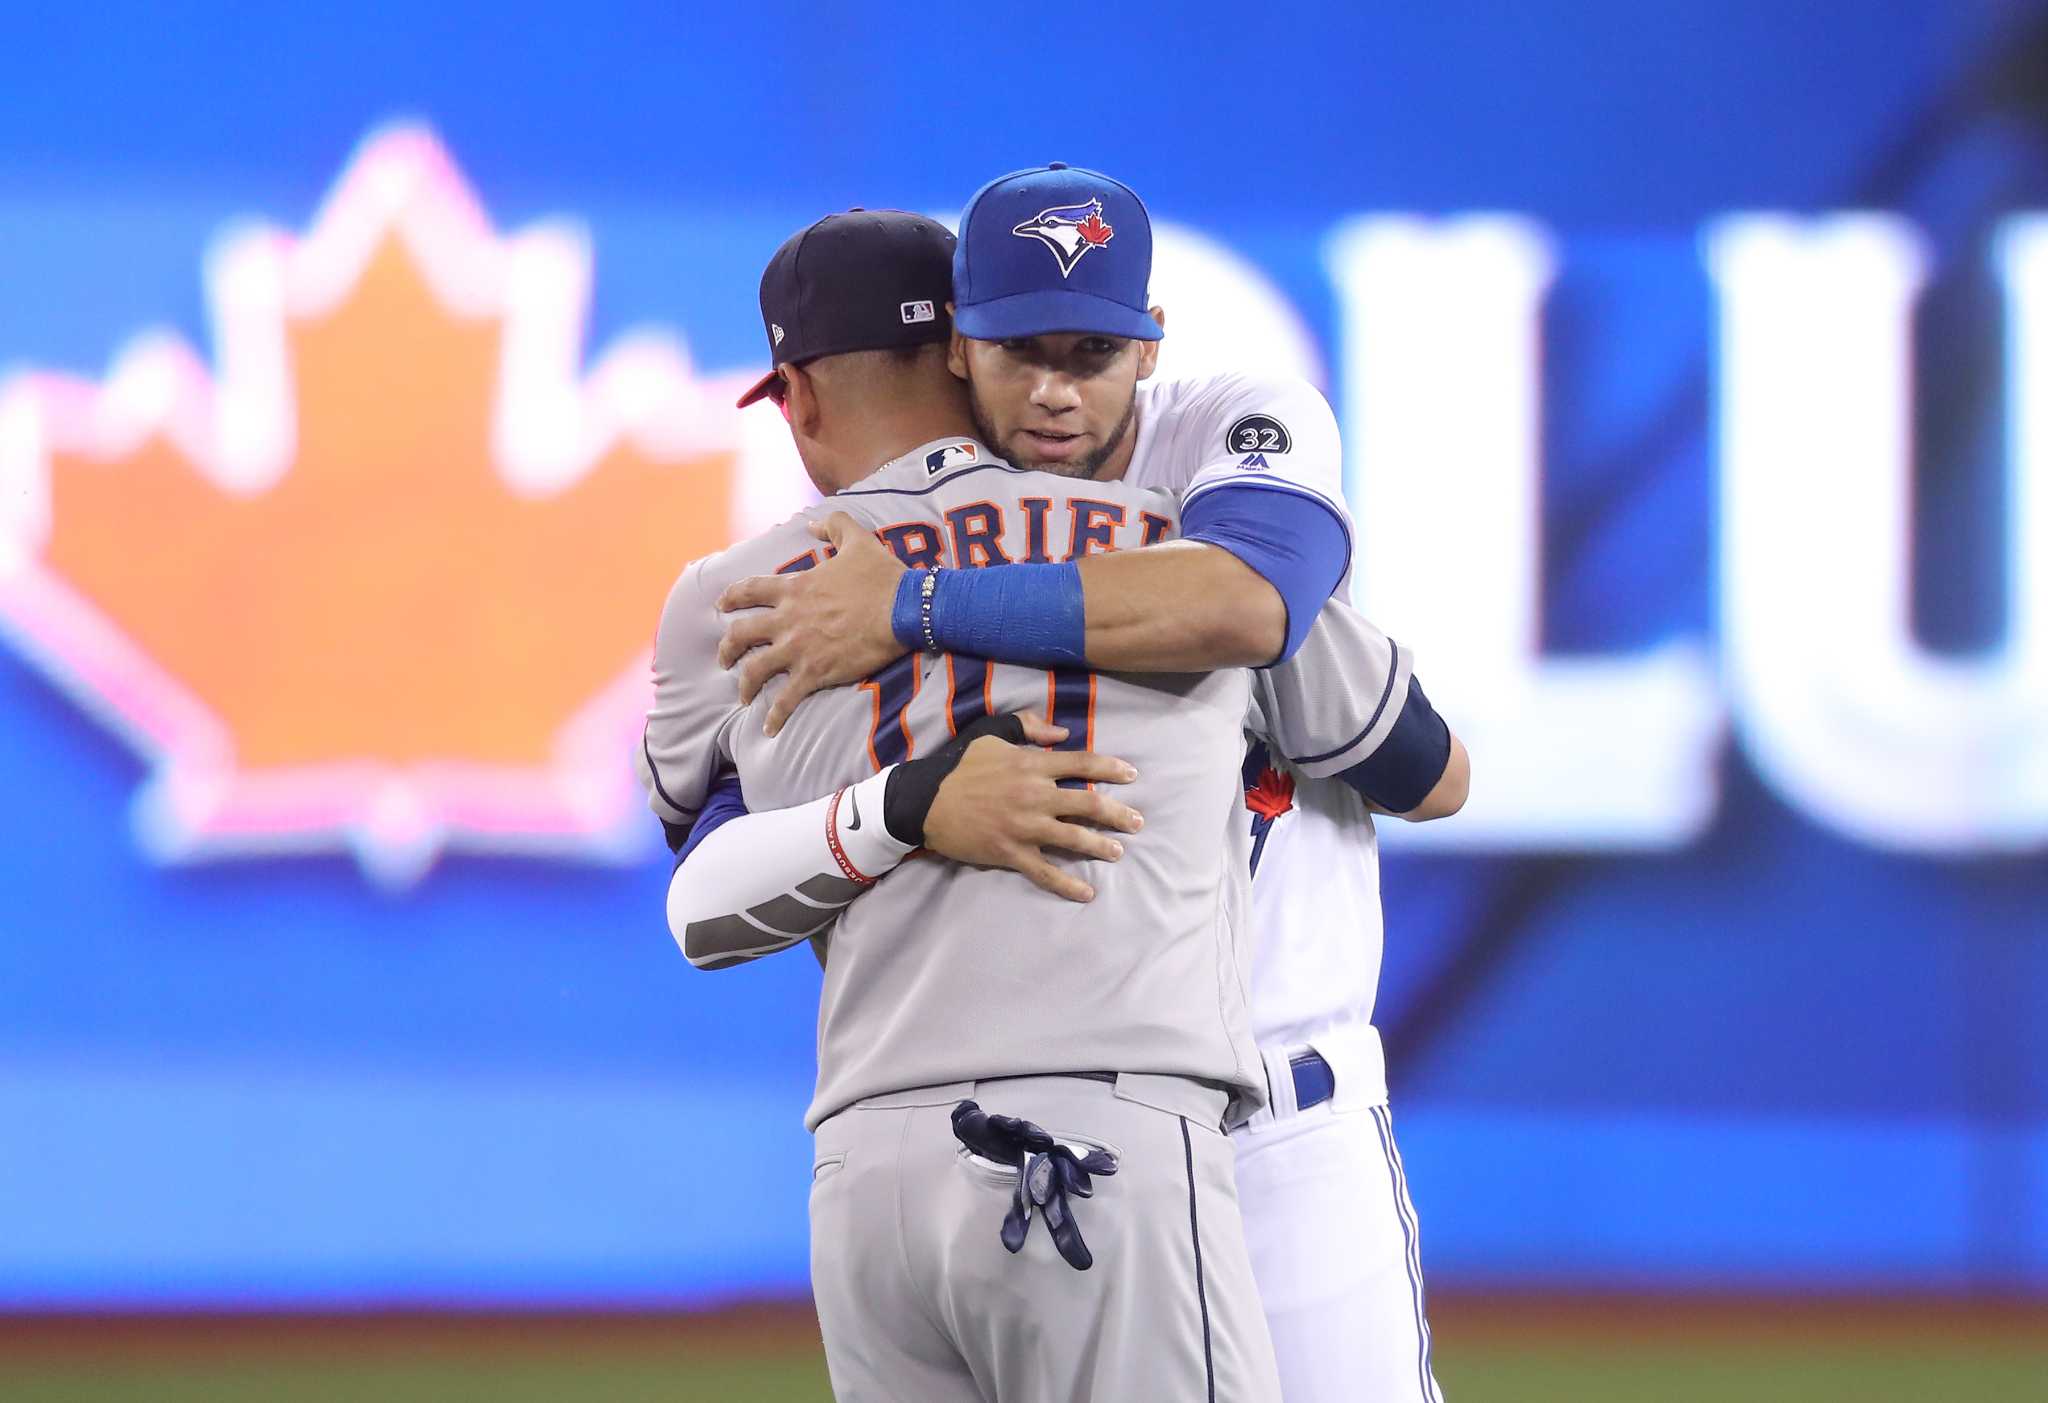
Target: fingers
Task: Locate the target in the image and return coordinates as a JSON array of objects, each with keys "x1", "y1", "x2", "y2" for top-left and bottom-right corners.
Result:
[
  {"x1": 734, "y1": 641, "x2": 794, "y2": 706},
  {"x1": 762, "y1": 668, "x2": 821, "y2": 737},
  {"x1": 808, "y1": 518, "x2": 833, "y2": 543},
  {"x1": 956, "y1": 714, "x2": 1031, "y2": 753},
  {"x1": 716, "y1": 575, "x2": 790, "y2": 613},
  {"x1": 1031, "y1": 818, "x2": 1127, "y2": 865},
  {"x1": 1032, "y1": 749, "x2": 1138, "y2": 787},
  {"x1": 717, "y1": 611, "x2": 778, "y2": 670},
  {"x1": 821, "y1": 511, "x2": 863, "y2": 548},
  {"x1": 1051, "y1": 786, "x2": 1144, "y2": 835},
  {"x1": 1017, "y1": 854, "x2": 1096, "y2": 904},
  {"x1": 1013, "y1": 712, "x2": 1070, "y2": 747}
]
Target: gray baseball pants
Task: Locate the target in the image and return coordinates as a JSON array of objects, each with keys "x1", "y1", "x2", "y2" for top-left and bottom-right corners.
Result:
[{"x1": 809, "y1": 1072, "x2": 1282, "y2": 1402}]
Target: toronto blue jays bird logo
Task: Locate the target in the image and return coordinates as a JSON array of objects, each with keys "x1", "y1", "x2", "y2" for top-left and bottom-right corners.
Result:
[{"x1": 1011, "y1": 199, "x2": 1116, "y2": 277}]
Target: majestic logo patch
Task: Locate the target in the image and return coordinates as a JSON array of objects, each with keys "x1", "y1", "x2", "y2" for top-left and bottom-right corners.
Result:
[
  {"x1": 1228, "y1": 413, "x2": 1292, "y2": 454},
  {"x1": 900, "y1": 300, "x2": 935, "y2": 325},
  {"x1": 1238, "y1": 453, "x2": 1271, "y2": 471},
  {"x1": 1010, "y1": 199, "x2": 1116, "y2": 278},
  {"x1": 0, "y1": 124, "x2": 755, "y2": 888},
  {"x1": 924, "y1": 441, "x2": 979, "y2": 475}
]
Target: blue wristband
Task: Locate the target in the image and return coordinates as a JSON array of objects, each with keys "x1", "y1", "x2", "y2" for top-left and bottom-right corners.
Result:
[
  {"x1": 890, "y1": 569, "x2": 932, "y2": 650},
  {"x1": 891, "y1": 562, "x2": 1087, "y2": 668}
]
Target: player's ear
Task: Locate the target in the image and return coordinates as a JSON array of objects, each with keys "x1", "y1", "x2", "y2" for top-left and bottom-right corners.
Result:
[
  {"x1": 1135, "y1": 306, "x2": 1166, "y2": 381},
  {"x1": 783, "y1": 362, "x2": 824, "y2": 437},
  {"x1": 947, "y1": 310, "x2": 970, "y2": 381}
]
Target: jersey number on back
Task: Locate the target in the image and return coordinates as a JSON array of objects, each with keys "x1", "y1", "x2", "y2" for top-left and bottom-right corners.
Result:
[{"x1": 862, "y1": 654, "x2": 1097, "y2": 788}]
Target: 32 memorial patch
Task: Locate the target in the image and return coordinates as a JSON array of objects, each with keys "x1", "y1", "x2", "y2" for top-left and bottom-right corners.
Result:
[{"x1": 1227, "y1": 413, "x2": 1291, "y2": 454}]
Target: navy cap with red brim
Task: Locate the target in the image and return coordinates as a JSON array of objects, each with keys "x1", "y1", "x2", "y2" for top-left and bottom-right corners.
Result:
[
  {"x1": 735, "y1": 368, "x2": 782, "y2": 408},
  {"x1": 737, "y1": 209, "x2": 956, "y2": 410}
]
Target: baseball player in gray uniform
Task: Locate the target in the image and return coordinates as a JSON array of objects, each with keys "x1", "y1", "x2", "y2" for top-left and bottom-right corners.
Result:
[
  {"x1": 642, "y1": 210, "x2": 1287, "y2": 1402},
  {"x1": 693, "y1": 169, "x2": 1468, "y2": 1401},
  {"x1": 642, "y1": 208, "x2": 1430, "y2": 1400}
]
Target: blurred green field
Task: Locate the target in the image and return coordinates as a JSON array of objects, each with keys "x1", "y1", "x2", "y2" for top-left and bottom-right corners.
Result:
[{"x1": 3, "y1": 1301, "x2": 2043, "y2": 1402}]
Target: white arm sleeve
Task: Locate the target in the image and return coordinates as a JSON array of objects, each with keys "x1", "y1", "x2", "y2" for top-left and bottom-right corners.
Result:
[{"x1": 666, "y1": 766, "x2": 916, "y2": 970}]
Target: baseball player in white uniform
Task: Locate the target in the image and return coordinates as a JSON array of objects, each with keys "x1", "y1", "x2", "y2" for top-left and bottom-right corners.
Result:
[{"x1": 705, "y1": 168, "x2": 1466, "y2": 1401}]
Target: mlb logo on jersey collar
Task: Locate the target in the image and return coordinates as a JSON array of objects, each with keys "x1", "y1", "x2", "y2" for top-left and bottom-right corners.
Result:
[{"x1": 925, "y1": 441, "x2": 979, "y2": 475}]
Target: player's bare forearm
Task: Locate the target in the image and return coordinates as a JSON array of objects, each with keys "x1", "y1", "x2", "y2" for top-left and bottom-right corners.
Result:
[
  {"x1": 1075, "y1": 542, "x2": 1285, "y2": 671},
  {"x1": 716, "y1": 513, "x2": 1288, "y2": 735}
]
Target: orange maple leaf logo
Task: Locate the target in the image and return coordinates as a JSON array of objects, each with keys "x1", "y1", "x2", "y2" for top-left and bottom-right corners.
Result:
[{"x1": 0, "y1": 126, "x2": 802, "y2": 886}]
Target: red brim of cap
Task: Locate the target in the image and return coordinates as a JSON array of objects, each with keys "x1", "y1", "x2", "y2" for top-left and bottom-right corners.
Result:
[{"x1": 735, "y1": 369, "x2": 780, "y2": 408}]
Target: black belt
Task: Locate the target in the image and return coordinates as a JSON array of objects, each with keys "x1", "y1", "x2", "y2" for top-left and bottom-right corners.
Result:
[{"x1": 1290, "y1": 1050, "x2": 1336, "y2": 1111}]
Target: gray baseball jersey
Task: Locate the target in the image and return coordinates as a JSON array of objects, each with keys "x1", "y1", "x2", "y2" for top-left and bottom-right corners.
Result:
[{"x1": 641, "y1": 437, "x2": 1262, "y2": 1130}]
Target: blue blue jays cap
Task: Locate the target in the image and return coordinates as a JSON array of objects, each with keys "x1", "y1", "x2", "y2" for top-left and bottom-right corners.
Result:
[{"x1": 953, "y1": 163, "x2": 1163, "y2": 343}]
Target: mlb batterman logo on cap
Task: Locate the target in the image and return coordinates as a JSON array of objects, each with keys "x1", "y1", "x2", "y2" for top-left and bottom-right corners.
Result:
[
  {"x1": 953, "y1": 163, "x2": 1163, "y2": 343},
  {"x1": 736, "y1": 209, "x2": 957, "y2": 407}
]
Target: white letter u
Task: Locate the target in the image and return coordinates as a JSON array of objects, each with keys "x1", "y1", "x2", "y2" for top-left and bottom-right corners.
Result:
[{"x1": 1706, "y1": 214, "x2": 2048, "y2": 852}]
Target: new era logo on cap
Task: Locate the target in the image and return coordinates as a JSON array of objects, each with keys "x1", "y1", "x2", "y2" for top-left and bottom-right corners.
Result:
[{"x1": 772, "y1": 323, "x2": 785, "y2": 346}]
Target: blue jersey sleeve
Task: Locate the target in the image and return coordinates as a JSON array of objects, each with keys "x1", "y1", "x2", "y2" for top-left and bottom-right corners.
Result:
[{"x1": 1180, "y1": 480, "x2": 1351, "y2": 664}]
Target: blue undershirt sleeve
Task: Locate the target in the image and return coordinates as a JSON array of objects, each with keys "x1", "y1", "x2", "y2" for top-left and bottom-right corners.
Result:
[
  {"x1": 673, "y1": 771, "x2": 748, "y2": 863},
  {"x1": 1179, "y1": 482, "x2": 1351, "y2": 664},
  {"x1": 1335, "y1": 675, "x2": 1452, "y2": 813}
]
